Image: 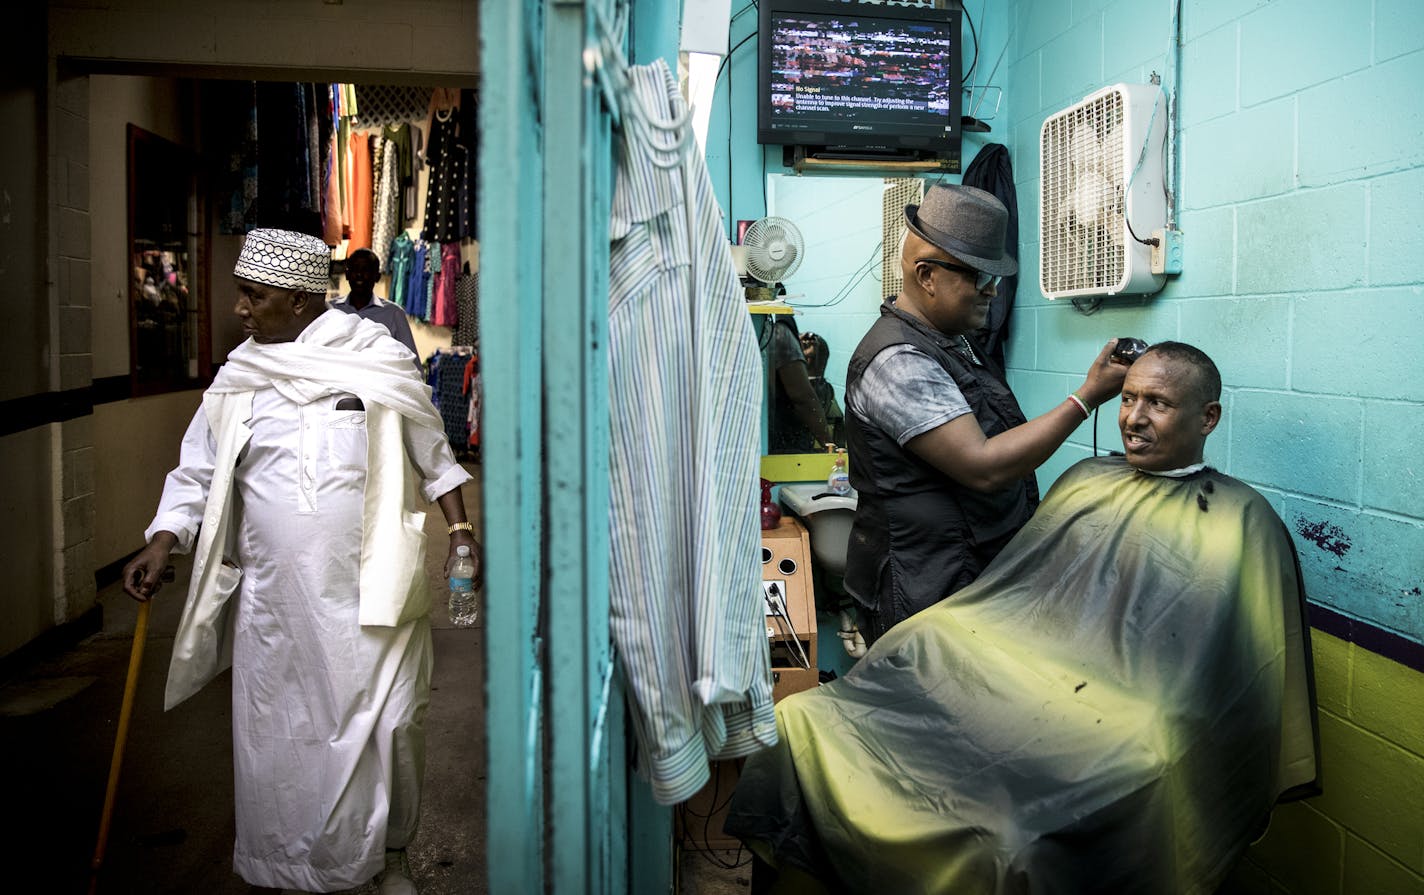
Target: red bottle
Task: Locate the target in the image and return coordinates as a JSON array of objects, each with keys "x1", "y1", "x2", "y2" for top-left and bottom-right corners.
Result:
[{"x1": 760, "y1": 478, "x2": 781, "y2": 531}]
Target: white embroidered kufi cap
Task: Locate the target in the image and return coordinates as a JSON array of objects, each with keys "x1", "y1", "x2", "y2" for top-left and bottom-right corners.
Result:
[{"x1": 233, "y1": 228, "x2": 333, "y2": 292}]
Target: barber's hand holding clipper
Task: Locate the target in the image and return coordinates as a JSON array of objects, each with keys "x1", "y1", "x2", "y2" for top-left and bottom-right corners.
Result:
[
  {"x1": 1073, "y1": 339, "x2": 1136, "y2": 413},
  {"x1": 906, "y1": 338, "x2": 1135, "y2": 493}
]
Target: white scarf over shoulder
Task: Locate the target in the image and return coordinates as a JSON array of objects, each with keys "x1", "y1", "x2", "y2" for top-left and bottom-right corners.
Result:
[
  {"x1": 165, "y1": 310, "x2": 448, "y2": 709},
  {"x1": 213, "y1": 309, "x2": 442, "y2": 432}
]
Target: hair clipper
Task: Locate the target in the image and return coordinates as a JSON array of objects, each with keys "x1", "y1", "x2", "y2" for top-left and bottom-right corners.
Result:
[{"x1": 1111, "y1": 337, "x2": 1148, "y2": 365}]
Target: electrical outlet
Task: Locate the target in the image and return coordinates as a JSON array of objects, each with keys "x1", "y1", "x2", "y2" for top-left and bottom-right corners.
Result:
[
  {"x1": 1150, "y1": 228, "x2": 1184, "y2": 275},
  {"x1": 762, "y1": 580, "x2": 788, "y2": 617}
]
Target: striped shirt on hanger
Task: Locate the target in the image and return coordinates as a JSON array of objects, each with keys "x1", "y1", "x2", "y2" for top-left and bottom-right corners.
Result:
[{"x1": 607, "y1": 58, "x2": 776, "y2": 806}]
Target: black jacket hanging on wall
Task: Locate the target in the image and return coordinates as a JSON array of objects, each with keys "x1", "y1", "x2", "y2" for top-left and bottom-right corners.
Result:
[{"x1": 962, "y1": 143, "x2": 1018, "y2": 370}]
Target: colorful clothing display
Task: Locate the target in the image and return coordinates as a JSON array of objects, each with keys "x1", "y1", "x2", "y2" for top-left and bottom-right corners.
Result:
[
  {"x1": 205, "y1": 82, "x2": 453, "y2": 249},
  {"x1": 426, "y1": 349, "x2": 479, "y2": 452},
  {"x1": 206, "y1": 82, "x2": 476, "y2": 339},
  {"x1": 726, "y1": 456, "x2": 1321, "y2": 894}
]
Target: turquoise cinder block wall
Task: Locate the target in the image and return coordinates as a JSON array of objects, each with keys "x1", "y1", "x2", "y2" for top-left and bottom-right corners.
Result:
[
  {"x1": 1003, "y1": 0, "x2": 1424, "y2": 890},
  {"x1": 1004, "y1": 0, "x2": 1424, "y2": 649}
]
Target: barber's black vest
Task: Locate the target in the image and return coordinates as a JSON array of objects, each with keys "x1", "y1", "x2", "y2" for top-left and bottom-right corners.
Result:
[{"x1": 844, "y1": 301, "x2": 1039, "y2": 634}]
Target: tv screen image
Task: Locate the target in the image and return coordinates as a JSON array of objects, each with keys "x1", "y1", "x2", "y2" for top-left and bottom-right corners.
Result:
[{"x1": 758, "y1": 1, "x2": 961, "y2": 156}]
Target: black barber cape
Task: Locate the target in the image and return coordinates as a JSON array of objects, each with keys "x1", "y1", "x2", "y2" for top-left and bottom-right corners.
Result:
[{"x1": 726, "y1": 457, "x2": 1321, "y2": 895}]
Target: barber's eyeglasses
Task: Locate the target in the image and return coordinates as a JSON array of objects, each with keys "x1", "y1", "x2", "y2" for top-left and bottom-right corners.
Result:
[{"x1": 916, "y1": 258, "x2": 1001, "y2": 292}]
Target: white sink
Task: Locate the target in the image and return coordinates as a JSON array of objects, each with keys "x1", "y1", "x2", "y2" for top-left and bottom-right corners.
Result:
[{"x1": 778, "y1": 482, "x2": 858, "y2": 580}]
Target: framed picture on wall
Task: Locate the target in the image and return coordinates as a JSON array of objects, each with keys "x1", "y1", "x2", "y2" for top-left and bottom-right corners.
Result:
[{"x1": 127, "y1": 124, "x2": 210, "y2": 395}]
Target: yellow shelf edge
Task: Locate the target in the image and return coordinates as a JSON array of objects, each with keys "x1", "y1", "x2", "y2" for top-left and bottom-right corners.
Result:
[
  {"x1": 747, "y1": 302, "x2": 794, "y2": 315},
  {"x1": 761, "y1": 453, "x2": 839, "y2": 483}
]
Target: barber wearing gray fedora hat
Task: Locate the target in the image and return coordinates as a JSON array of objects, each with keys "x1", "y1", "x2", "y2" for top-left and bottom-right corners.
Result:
[{"x1": 842, "y1": 184, "x2": 1129, "y2": 644}]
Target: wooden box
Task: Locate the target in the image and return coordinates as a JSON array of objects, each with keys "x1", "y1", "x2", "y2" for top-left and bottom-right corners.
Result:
[
  {"x1": 676, "y1": 516, "x2": 825, "y2": 856},
  {"x1": 760, "y1": 514, "x2": 817, "y2": 670}
]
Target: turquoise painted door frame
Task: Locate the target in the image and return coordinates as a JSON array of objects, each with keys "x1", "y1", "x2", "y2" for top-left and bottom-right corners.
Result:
[
  {"x1": 480, "y1": 0, "x2": 673, "y2": 891},
  {"x1": 479, "y1": 0, "x2": 549, "y2": 890},
  {"x1": 544, "y1": 1, "x2": 620, "y2": 891}
]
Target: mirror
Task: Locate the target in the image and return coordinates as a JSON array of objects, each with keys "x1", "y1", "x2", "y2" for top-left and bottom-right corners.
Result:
[
  {"x1": 762, "y1": 312, "x2": 844, "y2": 453},
  {"x1": 128, "y1": 124, "x2": 207, "y2": 394},
  {"x1": 760, "y1": 173, "x2": 888, "y2": 454}
]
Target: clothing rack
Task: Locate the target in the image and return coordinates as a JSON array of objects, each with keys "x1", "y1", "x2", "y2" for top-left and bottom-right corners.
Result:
[{"x1": 426, "y1": 347, "x2": 481, "y2": 462}]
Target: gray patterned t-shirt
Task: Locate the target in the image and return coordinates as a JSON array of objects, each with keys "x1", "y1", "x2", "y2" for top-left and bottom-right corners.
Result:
[{"x1": 846, "y1": 344, "x2": 972, "y2": 446}]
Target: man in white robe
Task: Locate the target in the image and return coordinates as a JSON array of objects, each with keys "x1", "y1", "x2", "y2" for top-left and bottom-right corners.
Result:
[{"x1": 123, "y1": 228, "x2": 480, "y2": 895}]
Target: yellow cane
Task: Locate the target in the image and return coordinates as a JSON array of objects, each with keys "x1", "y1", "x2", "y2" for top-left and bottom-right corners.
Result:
[{"x1": 89, "y1": 565, "x2": 170, "y2": 894}]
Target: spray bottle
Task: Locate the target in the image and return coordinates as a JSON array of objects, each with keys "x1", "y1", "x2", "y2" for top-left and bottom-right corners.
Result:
[{"x1": 826, "y1": 447, "x2": 851, "y2": 496}]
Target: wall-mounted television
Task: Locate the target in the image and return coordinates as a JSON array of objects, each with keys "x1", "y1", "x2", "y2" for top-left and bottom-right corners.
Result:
[{"x1": 758, "y1": 0, "x2": 962, "y2": 160}]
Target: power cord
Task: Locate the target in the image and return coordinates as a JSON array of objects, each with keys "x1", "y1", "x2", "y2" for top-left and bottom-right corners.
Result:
[
  {"x1": 719, "y1": 21, "x2": 758, "y2": 221},
  {"x1": 790, "y1": 238, "x2": 883, "y2": 309},
  {"x1": 962, "y1": 3, "x2": 979, "y2": 84},
  {"x1": 675, "y1": 764, "x2": 751, "y2": 870},
  {"x1": 1122, "y1": 82, "x2": 1167, "y2": 247},
  {"x1": 764, "y1": 583, "x2": 811, "y2": 669}
]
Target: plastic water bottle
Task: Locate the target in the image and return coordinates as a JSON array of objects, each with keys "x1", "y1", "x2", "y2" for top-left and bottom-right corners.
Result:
[
  {"x1": 448, "y1": 545, "x2": 479, "y2": 628},
  {"x1": 827, "y1": 448, "x2": 851, "y2": 496}
]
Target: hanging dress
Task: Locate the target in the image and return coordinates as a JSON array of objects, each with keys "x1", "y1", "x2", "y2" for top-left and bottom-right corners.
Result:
[
  {"x1": 452, "y1": 266, "x2": 479, "y2": 348},
  {"x1": 387, "y1": 232, "x2": 415, "y2": 310},
  {"x1": 405, "y1": 241, "x2": 430, "y2": 320},
  {"x1": 347, "y1": 131, "x2": 374, "y2": 251},
  {"x1": 371, "y1": 139, "x2": 401, "y2": 267},
  {"x1": 431, "y1": 243, "x2": 462, "y2": 327},
  {"x1": 421, "y1": 109, "x2": 467, "y2": 243}
]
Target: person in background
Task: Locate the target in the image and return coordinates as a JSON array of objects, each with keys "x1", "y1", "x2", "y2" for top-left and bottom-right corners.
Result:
[
  {"x1": 331, "y1": 247, "x2": 420, "y2": 361},
  {"x1": 799, "y1": 331, "x2": 845, "y2": 449},
  {"x1": 726, "y1": 343, "x2": 1321, "y2": 894},
  {"x1": 767, "y1": 314, "x2": 832, "y2": 453},
  {"x1": 121, "y1": 229, "x2": 481, "y2": 895},
  {"x1": 843, "y1": 183, "x2": 1128, "y2": 643}
]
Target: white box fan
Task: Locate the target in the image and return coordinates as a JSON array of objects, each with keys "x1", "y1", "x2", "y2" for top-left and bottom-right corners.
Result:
[{"x1": 1040, "y1": 83, "x2": 1167, "y2": 299}]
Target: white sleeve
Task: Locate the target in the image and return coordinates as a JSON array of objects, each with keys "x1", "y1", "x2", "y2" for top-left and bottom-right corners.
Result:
[
  {"x1": 404, "y1": 420, "x2": 473, "y2": 503},
  {"x1": 144, "y1": 406, "x2": 217, "y2": 554}
]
